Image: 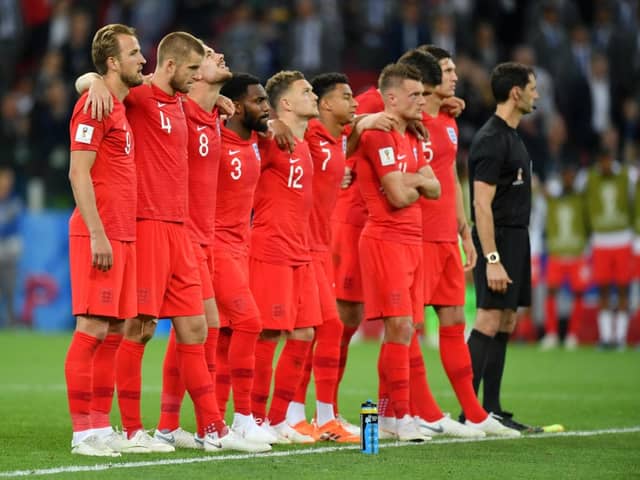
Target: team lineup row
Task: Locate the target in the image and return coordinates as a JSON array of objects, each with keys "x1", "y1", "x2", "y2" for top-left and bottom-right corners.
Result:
[{"x1": 64, "y1": 23, "x2": 537, "y2": 457}]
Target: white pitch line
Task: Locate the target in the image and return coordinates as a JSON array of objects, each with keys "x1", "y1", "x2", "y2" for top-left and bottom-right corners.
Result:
[{"x1": 1, "y1": 426, "x2": 639, "y2": 478}]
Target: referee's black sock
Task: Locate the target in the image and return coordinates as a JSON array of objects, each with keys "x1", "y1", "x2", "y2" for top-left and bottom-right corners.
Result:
[
  {"x1": 467, "y1": 329, "x2": 493, "y2": 396},
  {"x1": 482, "y1": 331, "x2": 510, "y2": 415}
]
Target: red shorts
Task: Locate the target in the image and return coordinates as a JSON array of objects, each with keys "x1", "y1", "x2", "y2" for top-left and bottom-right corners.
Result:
[
  {"x1": 312, "y1": 250, "x2": 339, "y2": 323},
  {"x1": 193, "y1": 243, "x2": 215, "y2": 300},
  {"x1": 136, "y1": 220, "x2": 203, "y2": 318},
  {"x1": 70, "y1": 236, "x2": 137, "y2": 319},
  {"x1": 249, "y1": 258, "x2": 322, "y2": 331},
  {"x1": 546, "y1": 255, "x2": 589, "y2": 292},
  {"x1": 359, "y1": 235, "x2": 424, "y2": 325},
  {"x1": 331, "y1": 221, "x2": 364, "y2": 303},
  {"x1": 213, "y1": 249, "x2": 261, "y2": 332},
  {"x1": 591, "y1": 245, "x2": 633, "y2": 286},
  {"x1": 423, "y1": 241, "x2": 465, "y2": 306}
]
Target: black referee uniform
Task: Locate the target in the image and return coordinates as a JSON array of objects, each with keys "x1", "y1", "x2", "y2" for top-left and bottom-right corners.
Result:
[{"x1": 468, "y1": 114, "x2": 532, "y2": 310}]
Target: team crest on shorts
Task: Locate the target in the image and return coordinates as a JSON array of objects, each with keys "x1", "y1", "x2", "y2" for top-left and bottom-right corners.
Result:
[{"x1": 446, "y1": 127, "x2": 458, "y2": 144}]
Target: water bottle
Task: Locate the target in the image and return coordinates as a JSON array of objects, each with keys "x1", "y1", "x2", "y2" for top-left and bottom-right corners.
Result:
[{"x1": 360, "y1": 399, "x2": 379, "y2": 454}]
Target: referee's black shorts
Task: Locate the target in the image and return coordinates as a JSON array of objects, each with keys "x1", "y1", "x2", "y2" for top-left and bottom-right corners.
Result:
[{"x1": 472, "y1": 226, "x2": 531, "y2": 310}]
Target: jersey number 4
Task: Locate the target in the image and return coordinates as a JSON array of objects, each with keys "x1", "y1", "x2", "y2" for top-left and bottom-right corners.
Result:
[{"x1": 160, "y1": 111, "x2": 171, "y2": 134}]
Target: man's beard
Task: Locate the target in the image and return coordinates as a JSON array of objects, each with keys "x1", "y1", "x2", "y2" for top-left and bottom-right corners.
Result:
[{"x1": 121, "y1": 71, "x2": 143, "y2": 88}]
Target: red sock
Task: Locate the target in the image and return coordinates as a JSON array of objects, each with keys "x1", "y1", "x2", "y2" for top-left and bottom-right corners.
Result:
[
  {"x1": 205, "y1": 327, "x2": 219, "y2": 382},
  {"x1": 568, "y1": 297, "x2": 584, "y2": 337},
  {"x1": 292, "y1": 340, "x2": 313, "y2": 404},
  {"x1": 545, "y1": 296, "x2": 558, "y2": 335},
  {"x1": 228, "y1": 329, "x2": 259, "y2": 415},
  {"x1": 439, "y1": 324, "x2": 487, "y2": 423},
  {"x1": 175, "y1": 342, "x2": 225, "y2": 436},
  {"x1": 377, "y1": 342, "x2": 391, "y2": 417},
  {"x1": 380, "y1": 342, "x2": 410, "y2": 418},
  {"x1": 268, "y1": 339, "x2": 311, "y2": 425},
  {"x1": 90, "y1": 333, "x2": 122, "y2": 429},
  {"x1": 216, "y1": 328, "x2": 232, "y2": 418},
  {"x1": 115, "y1": 338, "x2": 146, "y2": 436},
  {"x1": 335, "y1": 325, "x2": 358, "y2": 410},
  {"x1": 313, "y1": 316, "x2": 343, "y2": 405},
  {"x1": 65, "y1": 331, "x2": 101, "y2": 432},
  {"x1": 409, "y1": 332, "x2": 443, "y2": 421},
  {"x1": 157, "y1": 329, "x2": 185, "y2": 432},
  {"x1": 251, "y1": 338, "x2": 277, "y2": 421}
]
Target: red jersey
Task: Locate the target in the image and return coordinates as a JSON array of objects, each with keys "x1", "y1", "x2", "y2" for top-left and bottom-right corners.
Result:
[
  {"x1": 69, "y1": 92, "x2": 136, "y2": 241},
  {"x1": 357, "y1": 129, "x2": 426, "y2": 245},
  {"x1": 251, "y1": 136, "x2": 313, "y2": 266},
  {"x1": 184, "y1": 97, "x2": 221, "y2": 245},
  {"x1": 306, "y1": 118, "x2": 347, "y2": 252},
  {"x1": 215, "y1": 126, "x2": 262, "y2": 256},
  {"x1": 124, "y1": 83, "x2": 188, "y2": 223},
  {"x1": 332, "y1": 87, "x2": 383, "y2": 227},
  {"x1": 420, "y1": 111, "x2": 459, "y2": 242}
]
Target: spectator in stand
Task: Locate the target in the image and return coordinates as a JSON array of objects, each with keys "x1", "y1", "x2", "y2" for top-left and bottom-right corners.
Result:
[
  {"x1": 60, "y1": 9, "x2": 94, "y2": 82},
  {"x1": 29, "y1": 77, "x2": 72, "y2": 206},
  {"x1": 0, "y1": 163, "x2": 22, "y2": 328},
  {"x1": 470, "y1": 21, "x2": 500, "y2": 73},
  {"x1": 387, "y1": 0, "x2": 430, "y2": 62},
  {"x1": 0, "y1": 0, "x2": 23, "y2": 96},
  {"x1": 526, "y1": 1, "x2": 571, "y2": 80}
]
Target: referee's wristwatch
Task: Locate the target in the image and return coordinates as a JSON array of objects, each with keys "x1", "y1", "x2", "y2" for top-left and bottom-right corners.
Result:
[{"x1": 485, "y1": 251, "x2": 500, "y2": 264}]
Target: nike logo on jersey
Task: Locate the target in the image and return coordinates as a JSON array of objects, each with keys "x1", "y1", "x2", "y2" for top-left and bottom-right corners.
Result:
[
  {"x1": 319, "y1": 140, "x2": 329, "y2": 146},
  {"x1": 228, "y1": 149, "x2": 240, "y2": 155},
  {"x1": 289, "y1": 157, "x2": 300, "y2": 164},
  {"x1": 157, "y1": 102, "x2": 166, "y2": 108},
  {"x1": 197, "y1": 125, "x2": 207, "y2": 131},
  {"x1": 397, "y1": 154, "x2": 407, "y2": 160}
]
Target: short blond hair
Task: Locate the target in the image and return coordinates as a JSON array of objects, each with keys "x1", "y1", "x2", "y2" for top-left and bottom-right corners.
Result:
[
  {"x1": 265, "y1": 70, "x2": 305, "y2": 112},
  {"x1": 157, "y1": 31, "x2": 205, "y2": 65},
  {"x1": 92, "y1": 24, "x2": 137, "y2": 75}
]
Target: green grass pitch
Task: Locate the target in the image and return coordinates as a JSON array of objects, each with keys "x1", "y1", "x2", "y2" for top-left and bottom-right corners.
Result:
[{"x1": 0, "y1": 331, "x2": 639, "y2": 479}]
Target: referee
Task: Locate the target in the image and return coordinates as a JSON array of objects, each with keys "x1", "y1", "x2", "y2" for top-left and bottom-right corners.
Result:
[{"x1": 466, "y1": 62, "x2": 539, "y2": 432}]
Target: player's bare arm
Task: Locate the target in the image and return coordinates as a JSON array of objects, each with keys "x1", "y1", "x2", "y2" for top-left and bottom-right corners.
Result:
[
  {"x1": 381, "y1": 170, "x2": 421, "y2": 208},
  {"x1": 341, "y1": 166, "x2": 353, "y2": 189},
  {"x1": 455, "y1": 164, "x2": 477, "y2": 270},
  {"x1": 76, "y1": 72, "x2": 114, "y2": 121},
  {"x1": 69, "y1": 150, "x2": 113, "y2": 272},
  {"x1": 441, "y1": 96, "x2": 466, "y2": 118},
  {"x1": 268, "y1": 118, "x2": 296, "y2": 153},
  {"x1": 407, "y1": 120, "x2": 428, "y2": 141},
  {"x1": 346, "y1": 112, "x2": 397, "y2": 156},
  {"x1": 474, "y1": 180, "x2": 512, "y2": 293},
  {"x1": 216, "y1": 94, "x2": 235, "y2": 118},
  {"x1": 416, "y1": 165, "x2": 440, "y2": 199}
]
